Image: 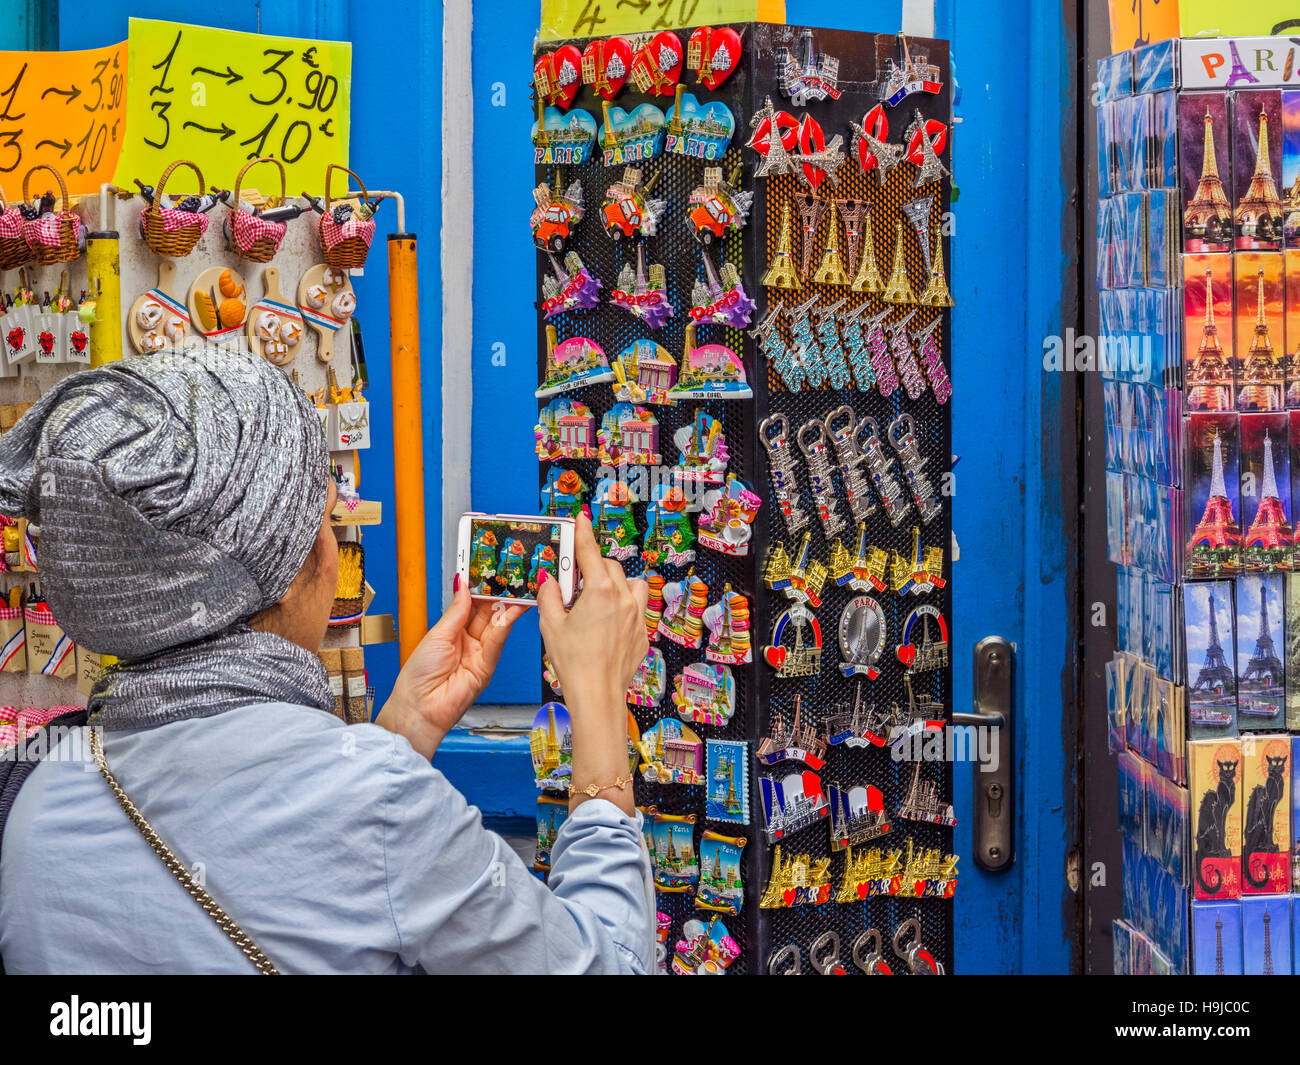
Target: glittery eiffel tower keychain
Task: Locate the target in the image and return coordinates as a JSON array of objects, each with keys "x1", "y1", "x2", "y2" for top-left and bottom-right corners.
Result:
[
  {"x1": 860, "y1": 416, "x2": 912, "y2": 527},
  {"x1": 888, "y1": 308, "x2": 926, "y2": 400},
  {"x1": 888, "y1": 414, "x2": 942, "y2": 524},
  {"x1": 912, "y1": 316, "x2": 951, "y2": 404},
  {"x1": 863, "y1": 305, "x2": 900, "y2": 396},
  {"x1": 813, "y1": 297, "x2": 852, "y2": 389},
  {"x1": 760, "y1": 414, "x2": 810, "y2": 535},
  {"x1": 839, "y1": 303, "x2": 877, "y2": 392},
  {"x1": 750, "y1": 303, "x2": 803, "y2": 391},
  {"x1": 824, "y1": 404, "x2": 876, "y2": 521},
  {"x1": 798, "y1": 418, "x2": 847, "y2": 538},
  {"x1": 785, "y1": 294, "x2": 827, "y2": 388}
]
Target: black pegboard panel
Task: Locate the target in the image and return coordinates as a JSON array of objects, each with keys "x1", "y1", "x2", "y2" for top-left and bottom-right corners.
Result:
[{"x1": 534, "y1": 23, "x2": 953, "y2": 976}]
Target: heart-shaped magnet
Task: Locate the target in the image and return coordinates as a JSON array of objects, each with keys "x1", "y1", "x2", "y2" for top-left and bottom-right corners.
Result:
[
  {"x1": 535, "y1": 45, "x2": 583, "y2": 109},
  {"x1": 687, "y1": 26, "x2": 742, "y2": 90},
  {"x1": 630, "y1": 31, "x2": 683, "y2": 96},
  {"x1": 763, "y1": 645, "x2": 788, "y2": 670},
  {"x1": 782, "y1": 888, "x2": 797, "y2": 906},
  {"x1": 856, "y1": 882, "x2": 869, "y2": 900},
  {"x1": 897, "y1": 643, "x2": 917, "y2": 667},
  {"x1": 582, "y1": 37, "x2": 633, "y2": 99}
]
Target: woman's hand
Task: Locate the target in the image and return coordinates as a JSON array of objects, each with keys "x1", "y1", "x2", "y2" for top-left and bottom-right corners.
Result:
[
  {"x1": 376, "y1": 581, "x2": 528, "y2": 760},
  {"x1": 538, "y1": 512, "x2": 648, "y2": 814}
]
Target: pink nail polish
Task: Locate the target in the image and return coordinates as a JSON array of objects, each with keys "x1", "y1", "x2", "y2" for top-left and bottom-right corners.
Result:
[
  {"x1": 538, "y1": 569, "x2": 550, "y2": 586},
  {"x1": 453, "y1": 573, "x2": 461, "y2": 592}
]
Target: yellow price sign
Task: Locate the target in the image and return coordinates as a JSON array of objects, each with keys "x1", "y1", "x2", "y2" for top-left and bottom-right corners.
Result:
[
  {"x1": 0, "y1": 41, "x2": 128, "y2": 196},
  {"x1": 114, "y1": 18, "x2": 351, "y2": 195},
  {"x1": 540, "y1": 0, "x2": 784, "y2": 43}
]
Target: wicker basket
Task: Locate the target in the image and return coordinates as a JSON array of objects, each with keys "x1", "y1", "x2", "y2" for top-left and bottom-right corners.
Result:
[
  {"x1": 21, "y1": 166, "x2": 83, "y2": 266},
  {"x1": 0, "y1": 185, "x2": 29, "y2": 271},
  {"x1": 330, "y1": 540, "x2": 365, "y2": 629},
  {"x1": 141, "y1": 160, "x2": 209, "y2": 257},
  {"x1": 227, "y1": 157, "x2": 288, "y2": 264},
  {"x1": 318, "y1": 164, "x2": 375, "y2": 270}
]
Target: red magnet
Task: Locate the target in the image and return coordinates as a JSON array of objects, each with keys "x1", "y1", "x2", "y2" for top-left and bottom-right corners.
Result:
[
  {"x1": 748, "y1": 107, "x2": 798, "y2": 157},
  {"x1": 581, "y1": 37, "x2": 633, "y2": 100},
  {"x1": 905, "y1": 117, "x2": 948, "y2": 165},
  {"x1": 686, "y1": 25, "x2": 742, "y2": 90},
  {"x1": 630, "y1": 31, "x2": 684, "y2": 96},
  {"x1": 797, "y1": 115, "x2": 839, "y2": 191},
  {"x1": 534, "y1": 45, "x2": 583, "y2": 109},
  {"x1": 854, "y1": 105, "x2": 888, "y2": 170}
]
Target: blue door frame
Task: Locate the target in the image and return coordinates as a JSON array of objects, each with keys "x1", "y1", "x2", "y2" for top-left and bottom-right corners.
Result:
[{"x1": 48, "y1": 0, "x2": 1078, "y2": 971}]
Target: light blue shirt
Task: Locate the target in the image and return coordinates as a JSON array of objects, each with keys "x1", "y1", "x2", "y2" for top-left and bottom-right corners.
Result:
[{"x1": 0, "y1": 702, "x2": 655, "y2": 974}]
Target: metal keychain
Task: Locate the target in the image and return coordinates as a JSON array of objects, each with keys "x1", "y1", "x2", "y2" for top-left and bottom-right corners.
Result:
[
  {"x1": 863, "y1": 305, "x2": 900, "y2": 396},
  {"x1": 813, "y1": 297, "x2": 852, "y2": 389},
  {"x1": 750, "y1": 303, "x2": 804, "y2": 392},
  {"x1": 858, "y1": 415, "x2": 912, "y2": 527},
  {"x1": 851, "y1": 928, "x2": 894, "y2": 975},
  {"x1": 839, "y1": 302, "x2": 877, "y2": 392},
  {"x1": 888, "y1": 413, "x2": 942, "y2": 524},
  {"x1": 810, "y1": 930, "x2": 848, "y2": 974},
  {"x1": 798, "y1": 418, "x2": 847, "y2": 538},
  {"x1": 913, "y1": 316, "x2": 952, "y2": 404},
  {"x1": 893, "y1": 918, "x2": 945, "y2": 975},
  {"x1": 767, "y1": 944, "x2": 802, "y2": 974},
  {"x1": 760, "y1": 414, "x2": 810, "y2": 534},
  {"x1": 888, "y1": 308, "x2": 926, "y2": 400},
  {"x1": 823, "y1": 404, "x2": 876, "y2": 521},
  {"x1": 785, "y1": 293, "x2": 827, "y2": 388}
]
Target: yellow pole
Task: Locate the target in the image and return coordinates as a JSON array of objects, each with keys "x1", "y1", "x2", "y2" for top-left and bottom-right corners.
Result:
[
  {"x1": 86, "y1": 230, "x2": 122, "y2": 367},
  {"x1": 388, "y1": 231, "x2": 428, "y2": 664}
]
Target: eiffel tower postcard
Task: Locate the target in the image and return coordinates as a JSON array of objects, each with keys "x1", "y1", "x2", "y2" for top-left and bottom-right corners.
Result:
[
  {"x1": 1232, "y1": 90, "x2": 1285, "y2": 251},
  {"x1": 1180, "y1": 92, "x2": 1233, "y2": 253},
  {"x1": 1233, "y1": 252, "x2": 1285, "y2": 413},
  {"x1": 1235, "y1": 572, "x2": 1285, "y2": 730},
  {"x1": 1185, "y1": 580, "x2": 1238, "y2": 740},
  {"x1": 1283, "y1": 92, "x2": 1300, "y2": 247},
  {"x1": 1239, "y1": 411, "x2": 1292, "y2": 571},
  {"x1": 1184, "y1": 411, "x2": 1241, "y2": 579},
  {"x1": 1286, "y1": 576, "x2": 1300, "y2": 730}
]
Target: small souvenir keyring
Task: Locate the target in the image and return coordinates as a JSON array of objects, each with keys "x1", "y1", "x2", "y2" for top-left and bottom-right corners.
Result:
[
  {"x1": 856, "y1": 414, "x2": 884, "y2": 454},
  {"x1": 824, "y1": 403, "x2": 858, "y2": 447},
  {"x1": 887, "y1": 412, "x2": 918, "y2": 452},
  {"x1": 893, "y1": 918, "x2": 945, "y2": 975},
  {"x1": 767, "y1": 944, "x2": 802, "y2": 975},
  {"x1": 759, "y1": 413, "x2": 791, "y2": 453},
  {"x1": 809, "y1": 930, "x2": 847, "y2": 974},
  {"x1": 852, "y1": 929, "x2": 894, "y2": 975}
]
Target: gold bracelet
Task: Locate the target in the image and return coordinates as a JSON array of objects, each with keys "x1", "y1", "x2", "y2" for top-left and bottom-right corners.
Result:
[{"x1": 569, "y1": 774, "x2": 634, "y2": 799}]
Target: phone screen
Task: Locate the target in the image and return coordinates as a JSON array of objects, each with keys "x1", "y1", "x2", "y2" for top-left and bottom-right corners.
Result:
[{"x1": 466, "y1": 517, "x2": 565, "y2": 600}]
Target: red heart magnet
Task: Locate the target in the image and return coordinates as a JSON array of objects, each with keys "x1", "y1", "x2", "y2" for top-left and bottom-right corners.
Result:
[
  {"x1": 582, "y1": 37, "x2": 633, "y2": 100},
  {"x1": 534, "y1": 45, "x2": 583, "y2": 110},
  {"x1": 630, "y1": 31, "x2": 683, "y2": 96},
  {"x1": 747, "y1": 108, "x2": 798, "y2": 157},
  {"x1": 855, "y1": 105, "x2": 890, "y2": 171},
  {"x1": 782, "y1": 888, "x2": 797, "y2": 906},
  {"x1": 687, "y1": 26, "x2": 741, "y2": 90},
  {"x1": 856, "y1": 882, "x2": 869, "y2": 900},
  {"x1": 797, "y1": 115, "x2": 827, "y2": 190},
  {"x1": 897, "y1": 643, "x2": 917, "y2": 668},
  {"x1": 763, "y1": 645, "x2": 787, "y2": 670}
]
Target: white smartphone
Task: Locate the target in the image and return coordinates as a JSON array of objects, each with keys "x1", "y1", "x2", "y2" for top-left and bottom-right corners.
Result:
[{"x1": 456, "y1": 512, "x2": 577, "y2": 606}]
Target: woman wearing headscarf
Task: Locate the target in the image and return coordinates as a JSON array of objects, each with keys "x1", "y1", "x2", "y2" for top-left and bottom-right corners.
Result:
[{"x1": 0, "y1": 347, "x2": 654, "y2": 975}]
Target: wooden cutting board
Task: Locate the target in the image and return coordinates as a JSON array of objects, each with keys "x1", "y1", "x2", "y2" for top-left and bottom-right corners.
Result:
[
  {"x1": 126, "y1": 260, "x2": 190, "y2": 354},
  {"x1": 246, "y1": 266, "x2": 305, "y2": 365},
  {"x1": 296, "y1": 262, "x2": 356, "y2": 364}
]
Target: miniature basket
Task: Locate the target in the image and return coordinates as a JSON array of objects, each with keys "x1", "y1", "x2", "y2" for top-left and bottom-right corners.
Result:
[
  {"x1": 318, "y1": 164, "x2": 375, "y2": 270},
  {"x1": 21, "y1": 166, "x2": 84, "y2": 266},
  {"x1": 330, "y1": 540, "x2": 365, "y2": 628},
  {"x1": 0, "y1": 185, "x2": 29, "y2": 271},
  {"x1": 141, "y1": 160, "x2": 209, "y2": 257},
  {"x1": 228, "y1": 157, "x2": 288, "y2": 264}
]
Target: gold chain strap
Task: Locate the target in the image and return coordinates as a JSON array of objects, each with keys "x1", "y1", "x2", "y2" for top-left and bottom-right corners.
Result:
[{"x1": 89, "y1": 725, "x2": 280, "y2": 975}]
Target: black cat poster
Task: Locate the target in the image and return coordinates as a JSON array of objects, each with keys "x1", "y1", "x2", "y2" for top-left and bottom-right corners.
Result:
[
  {"x1": 1191, "y1": 738, "x2": 1243, "y2": 900},
  {"x1": 1240, "y1": 734, "x2": 1291, "y2": 894}
]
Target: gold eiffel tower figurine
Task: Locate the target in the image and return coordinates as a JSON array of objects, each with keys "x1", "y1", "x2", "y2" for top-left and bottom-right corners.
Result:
[
  {"x1": 850, "y1": 213, "x2": 885, "y2": 294},
  {"x1": 762, "y1": 197, "x2": 801, "y2": 290},
  {"x1": 813, "y1": 200, "x2": 852, "y2": 286},
  {"x1": 919, "y1": 225, "x2": 953, "y2": 307},
  {"x1": 882, "y1": 221, "x2": 915, "y2": 304}
]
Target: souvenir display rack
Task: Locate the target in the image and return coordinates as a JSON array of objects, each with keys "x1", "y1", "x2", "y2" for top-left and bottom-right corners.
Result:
[{"x1": 533, "y1": 24, "x2": 954, "y2": 974}]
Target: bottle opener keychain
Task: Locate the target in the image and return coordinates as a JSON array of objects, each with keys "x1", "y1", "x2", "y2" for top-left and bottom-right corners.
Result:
[
  {"x1": 852, "y1": 929, "x2": 894, "y2": 974},
  {"x1": 767, "y1": 944, "x2": 802, "y2": 974},
  {"x1": 750, "y1": 303, "x2": 803, "y2": 392},
  {"x1": 893, "y1": 918, "x2": 945, "y2": 975},
  {"x1": 759, "y1": 414, "x2": 810, "y2": 536},
  {"x1": 888, "y1": 309, "x2": 927, "y2": 400},
  {"x1": 824, "y1": 405, "x2": 876, "y2": 522},
  {"x1": 797, "y1": 418, "x2": 847, "y2": 539},
  {"x1": 813, "y1": 298, "x2": 852, "y2": 389},
  {"x1": 888, "y1": 414, "x2": 942, "y2": 524},
  {"x1": 859, "y1": 416, "x2": 913, "y2": 527},
  {"x1": 913, "y1": 316, "x2": 952, "y2": 403},
  {"x1": 809, "y1": 931, "x2": 849, "y2": 975}
]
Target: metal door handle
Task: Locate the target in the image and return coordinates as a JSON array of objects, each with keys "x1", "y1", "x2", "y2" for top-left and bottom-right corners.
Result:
[{"x1": 951, "y1": 636, "x2": 1014, "y2": 872}]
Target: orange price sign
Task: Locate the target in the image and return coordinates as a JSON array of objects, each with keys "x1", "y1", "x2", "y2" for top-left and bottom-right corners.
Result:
[
  {"x1": 0, "y1": 41, "x2": 128, "y2": 196},
  {"x1": 1107, "y1": 0, "x2": 1180, "y2": 53}
]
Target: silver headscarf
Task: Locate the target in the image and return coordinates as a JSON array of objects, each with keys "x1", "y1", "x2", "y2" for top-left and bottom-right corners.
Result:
[{"x1": 0, "y1": 347, "x2": 335, "y2": 728}]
